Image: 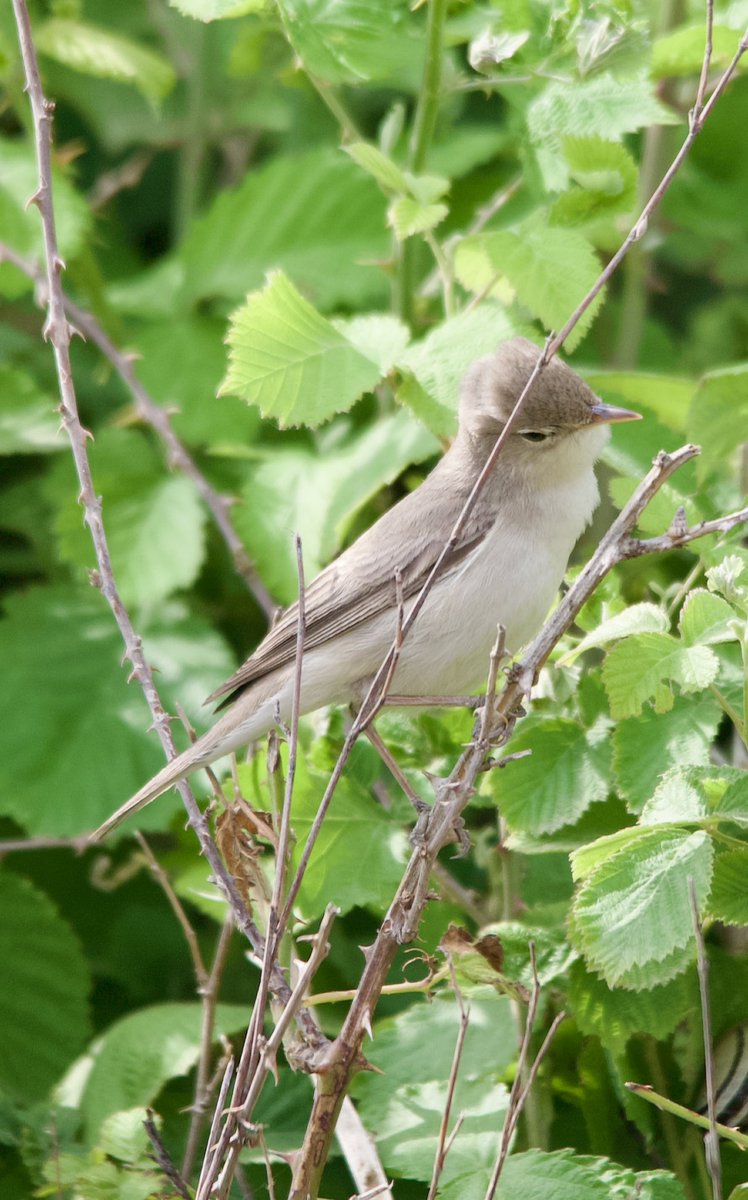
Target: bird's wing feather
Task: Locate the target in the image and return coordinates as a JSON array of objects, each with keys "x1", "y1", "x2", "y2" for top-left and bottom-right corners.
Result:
[{"x1": 207, "y1": 475, "x2": 495, "y2": 706}]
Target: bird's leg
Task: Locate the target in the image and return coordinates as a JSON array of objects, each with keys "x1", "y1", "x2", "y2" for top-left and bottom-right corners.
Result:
[
  {"x1": 363, "y1": 724, "x2": 428, "y2": 816},
  {"x1": 381, "y1": 694, "x2": 483, "y2": 708}
]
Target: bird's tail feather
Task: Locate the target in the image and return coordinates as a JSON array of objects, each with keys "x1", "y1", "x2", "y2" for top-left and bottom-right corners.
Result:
[{"x1": 90, "y1": 743, "x2": 207, "y2": 843}]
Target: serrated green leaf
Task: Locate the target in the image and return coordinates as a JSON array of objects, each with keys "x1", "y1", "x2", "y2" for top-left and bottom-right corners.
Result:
[
  {"x1": 396, "y1": 304, "x2": 521, "y2": 437},
  {"x1": 653, "y1": 24, "x2": 746, "y2": 78},
  {"x1": 443, "y1": 1149, "x2": 615, "y2": 1200},
  {"x1": 456, "y1": 217, "x2": 604, "y2": 350},
  {"x1": 233, "y1": 406, "x2": 436, "y2": 602},
  {"x1": 0, "y1": 872, "x2": 90, "y2": 1104},
  {"x1": 572, "y1": 828, "x2": 713, "y2": 987},
  {"x1": 344, "y1": 141, "x2": 408, "y2": 193},
  {"x1": 52, "y1": 429, "x2": 207, "y2": 610},
  {"x1": 0, "y1": 586, "x2": 235, "y2": 836},
  {"x1": 602, "y1": 633, "x2": 719, "y2": 719},
  {"x1": 707, "y1": 849, "x2": 748, "y2": 925},
  {"x1": 492, "y1": 718, "x2": 612, "y2": 834},
  {"x1": 81, "y1": 1002, "x2": 249, "y2": 1138},
  {"x1": 221, "y1": 271, "x2": 383, "y2": 427},
  {"x1": 179, "y1": 148, "x2": 389, "y2": 311},
  {"x1": 0, "y1": 367, "x2": 61, "y2": 454},
  {"x1": 35, "y1": 19, "x2": 176, "y2": 102},
  {"x1": 552, "y1": 136, "x2": 637, "y2": 225},
  {"x1": 276, "y1": 0, "x2": 422, "y2": 85},
  {"x1": 560, "y1": 602, "x2": 669, "y2": 665},
  {"x1": 569, "y1": 958, "x2": 695, "y2": 1055},
  {"x1": 571, "y1": 827, "x2": 648, "y2": 882},
  {"x1": 688, "y1": 365, "x2": 748, "y2": 482},
  {"x1": 639, "y1": 771, "x2": 706, "y2": 825},
  {"x1": 613, "y1": 693, "x2": 722, "y2": 813},
  {"x1": 678, "y1": 588, "x2": 739, "y2": 646},
  {"x1": 528, "y1": 73, "x2": 677, "y2": 191},
  {"x1": 388, "y1": 195, "x2": 448, "y2": 240},
  {"x1": 97, "y1": 1108, "x2": 153, "y2": 1163},
  {"x1": 706, "y1": 554, "x2": 748, "y2": 610}
]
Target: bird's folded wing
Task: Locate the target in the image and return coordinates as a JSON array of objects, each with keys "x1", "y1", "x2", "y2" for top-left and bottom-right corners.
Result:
[{"x1": 206, "y1": 493, "x2": 494, "y2": 706}]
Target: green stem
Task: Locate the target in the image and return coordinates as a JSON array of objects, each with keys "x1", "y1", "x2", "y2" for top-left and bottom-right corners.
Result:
[
  {"x1": 424, "y1": 230, "x2": 455, "y2": 317},
  {"x1": 306, "y1": 73, "x2": 362, "y2": 142},
  {"x1": 397, "y1": 0, "x2": 447, "y2": 326},
  {"x1": 708, "y1": 683, "x2": 746, "y2": 744},
  {"x1": 627, "y1": 1080, "x2": 748, "y2": 1151},
  {"x1": 643, "y1": 1039, "x2": 695, "y2": 1199},
  {"x1": 174, "y1": 22, "x2": 208, "y2": 241}
]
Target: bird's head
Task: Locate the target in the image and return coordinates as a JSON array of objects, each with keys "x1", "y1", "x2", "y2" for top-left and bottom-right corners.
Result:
[{"x1": 457, "y1": 337, "x2": 640, "y2": 475}]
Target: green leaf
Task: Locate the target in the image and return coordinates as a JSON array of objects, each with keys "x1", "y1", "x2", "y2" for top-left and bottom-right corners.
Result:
[
  {"x1": 0, "y1": 367, "x2": 62, "y2": 454},
  {"x1": 706, "y1": 554, "x2": 748, "y2": 610},
  {"x1": 552, "y1": 136, "x2": 637, "y2": 225},
  {"x1": 132, "y1": 316, "x2": 260, "y2": 450},
  {"x1": 443, "y1": 1149, "x2": 613, "y2": 1200},
  {"x1": 708, "y1": 849, "x2": 748, "y2": 925},
  {"x1": 456, "y1": 216, "x2": 604, "y2": 350},
  {"x1": 179, "y1": 148, "x2": 389, "y2": 311},
  {"x1": 492, "y1": 718, "x2": 612, "y2": 835},
  {"x1": 52, "y1": 429, "x2": 208, "y2": 610},
  {"x1": 97, "y1": 1108, "x2": 153, "y2": 1163},
  {"x1": 220, "y1": 271, "x2": 383, "y2": 427},
  {"x1": 388, "y1": 195, "x2": 448, "y2": 240},
  {"x1": 569, "y1": 958, "x2": 695, "y2": 1054},
  {"x1": 653, "y1": 24, "x2": 746, "y2": 78},
  {"x1": 678, "y1": 588, "x2": 739, "y2": 646},
  {"x1": 287, "y1": 755, "x2": 408, "y2": 919},
  {"x1": 332, "y1": 313, "x2": 411, "y2": 374},
  {"x1": 583, "y1": 371, "x2": 695, "y2": 432},
  {"x1": 688, "y1": 365, "x2": 748, "y2": 482},
  {"x1": 0, "y1": 585, "x2": 235, "y2": 836},
  {"x1": 0, "y1": 871, "x2": 90, "y2": 1104},
  {"x1": 396, "y1": 305, "x2": 521, "y2": 437},
  {"x1": 613, "y1": 693, "x2": 722, "y2": 813},
  {"x1": 344, "y1": 141, "x2": 409, "y2": 193},
  {"x1": 80, "y1": 1002, "x2": 249, "y2": 1138},
  {"x1": 572, "y1": 828, "x2": 713, "y2": 988},
  {"x1": 35, "y1": 19, "x2": 176, "y2": 102},
  {"x1": 528, "y1": 73, "x2": 677, "y2": 191},
  {"x1": 602, "y1": 633, "x2": 719, "y2": 719},
  {"x1": 234, "y1": 407, "x2": 436, "y2": 603},
  {"x1": 276, "y1": 0, "x2": 422, "y2": 85},
  {"x1": 169, "y1": 0, "x2": 262, "y2": 19},
  {"x1": 560, "y1": 602, "x2": 669, "y2": 665}
]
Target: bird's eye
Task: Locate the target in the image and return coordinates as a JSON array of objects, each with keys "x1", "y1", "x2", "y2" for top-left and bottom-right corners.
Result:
[{"x1": 519, "y1": 429, "x2": 551, "y2": 443}]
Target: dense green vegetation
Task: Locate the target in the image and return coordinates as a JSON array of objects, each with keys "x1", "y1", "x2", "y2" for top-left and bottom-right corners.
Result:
[{"x1": 1, "y1": 1, "x2": 747, "y2": 1196}]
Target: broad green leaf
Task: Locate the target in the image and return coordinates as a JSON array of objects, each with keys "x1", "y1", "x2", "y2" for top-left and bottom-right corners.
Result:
[
  {"x1": 678, "y1": 589, "x2": 739, "y2": 646},
  {"x1": 35, "y1": 19, "x2": 176, "y2": 102},
  {"x1": 552, "y1": 136, "x2": 637, "y2": 225},
  {"x1": 571, "y1": 827, "x2": 650, "y2": 882},
  {"x1": 560, "y1": 602, "x2": 669, "y2": 665},
  {"x1": 288, "y1": 755, "x2": 408, "y2": 919},
  {"x1": 97, "y1": 1108, "x2": 153, "y2": 1163},
  {"x1": 569, "y1": 958, "x2": 695, "y2": 1054},
  {"x1": 80, "y1": 1002, "x2": 249, "y2": 1138},
  {"x1": 396, "y1": 304, "x2": 521, "y2": 437},
  {"x1": 0, "y1": 872, "x2": 90, "y2": 1105},
  {"x1": 456, "y1": 217, "x2": 604, "y2": 350},
  {"x1": 572, "y1": 828, "x2": 713, "y2": 987},
  {"x1": 492, "y1": 718, "x2": 612, "y2": 834},
  {"x1": 388, "y1": 195, "x2": 448, "y2": 240},
  {"x1": 233, "y1": 407, "x2": 436, "y2": 603},
  {"x1": 688, "y1": 365, "x2": 748, "y2": 482},
  {"x1": 707, "y1": 849, "x2": 748, "y2": 925},
  {"x1": 613, "y1": 693, "x2": 722, "y2": 813},
  {"x1": 344, "y1": 141, "x2": 408, "y2": 193},
  {"x1": 0, "y1": 586, "x2": 235, "y2": 836},
  {"x1": 133, "y1": 316, "x2": 260, "y2": 449},
  {"x1": 640, "y1": 772, "x2": 707, "y2": 826},
  {"x1": 52, "y1": 429, "x2": 208, "y2": 610},
  {"x1": 220, "y1": 271, "x2": 383, "y2": 427},
  {"x1": 179, "y1": 148, "x2": 389, "y2": 311},
  {"x1": 0, "y1": 138, "x2": 90, "y2": 298},
  {"x1": 482, "y1": 922, "x2": 576, "y2": 989},
  {"x1": 706, "y1": 554, "x2": 748, "y2": 610},
  {"x1": 602, "y1": 633, "x2": 719, "y2": 719},
  {"x1": 442, "y1": 1149, "x2": 613, "y2": 1200},
  {"x1": 653, "y1": 24, "x2": 746, "y2": 78},
  {"x1": 528, "y1": 73, "x2": 677, "y2": 191},
  {"x1": 332, "y1": 313, "x2": 411, "y2": 374},
  {"x1": 583, "y1": 371, "x2": 695, "y2": 432},
  {"x1": 276, "y1": 0, "x2": 422, "y2": 85},
  {"x1": 0, "y1": 367, "x2": 61, "y2": 454}
]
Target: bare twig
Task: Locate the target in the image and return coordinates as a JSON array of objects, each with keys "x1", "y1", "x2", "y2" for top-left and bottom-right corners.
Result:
[
  {"x1": 427, "y1": 966, "x2": 470, "y2": 1200},
  {"x1": 143, "y1": 1109, "x2": 191, "y2": 1200},
  {"x1": 0, "y1": 241, "x2": 275, "y2": 618},
  {"x1": 10, "y1": 0, "x2": 325, "y2": 1061},
  {"x1": 136, "y1": 831, "x2": 208, "y2": 987},
  {"x1": 689, "y1": 878, "x2": 722, "y2": 1200}
]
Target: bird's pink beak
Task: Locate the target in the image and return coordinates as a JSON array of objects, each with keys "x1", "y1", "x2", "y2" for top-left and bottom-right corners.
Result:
[{"x1": 589, "y1": 402, "x2": 642, "y2": 424}]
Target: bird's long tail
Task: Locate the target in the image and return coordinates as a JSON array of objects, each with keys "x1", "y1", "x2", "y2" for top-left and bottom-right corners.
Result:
[{"x1": 90, "y1": 739, "x2": 213, "y2": 843}]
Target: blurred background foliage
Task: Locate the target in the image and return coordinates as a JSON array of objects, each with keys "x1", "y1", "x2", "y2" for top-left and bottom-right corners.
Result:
[{"x1": 1, "y1": 0, "x2": 747, "y2": 1196}]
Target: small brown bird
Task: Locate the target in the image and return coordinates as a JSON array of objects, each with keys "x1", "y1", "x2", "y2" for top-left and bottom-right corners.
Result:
[{"x1": 94, "y1": 337, "x2": 639, "y2": 839}]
